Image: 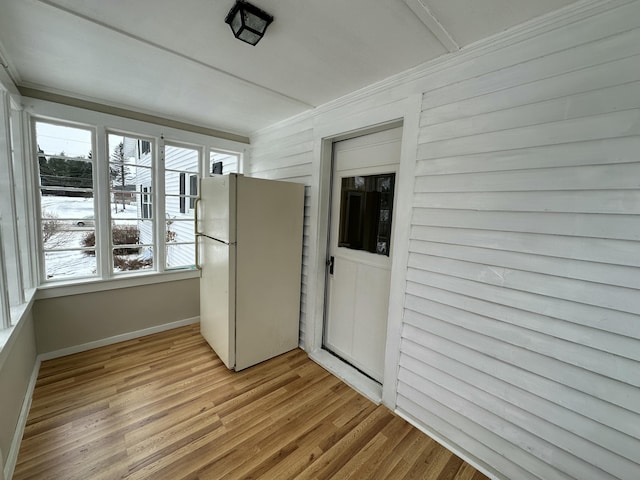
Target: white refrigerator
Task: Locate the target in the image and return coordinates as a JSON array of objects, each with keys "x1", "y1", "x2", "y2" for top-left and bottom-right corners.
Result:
[{"x1": 196, "y1": 174, "x2": 305, "y2": 371}]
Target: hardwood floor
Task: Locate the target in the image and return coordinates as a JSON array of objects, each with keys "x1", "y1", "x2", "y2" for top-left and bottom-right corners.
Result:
[{"x1": 14, "y1": 325, "x2": 488, "y2": 480}]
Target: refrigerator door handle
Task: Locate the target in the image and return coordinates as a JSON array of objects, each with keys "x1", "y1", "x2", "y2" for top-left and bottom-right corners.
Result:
[
  {"x1": 194, "y1": 196, "x2": 202, "y2": 236},
  {"x1": 195, "y1": 234, "x2": 202, "y2": 271}
]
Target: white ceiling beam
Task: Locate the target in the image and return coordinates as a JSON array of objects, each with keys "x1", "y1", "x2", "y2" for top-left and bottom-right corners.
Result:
[{"x1": 403, "y1": 0, "x2": 459, "y2": 53}]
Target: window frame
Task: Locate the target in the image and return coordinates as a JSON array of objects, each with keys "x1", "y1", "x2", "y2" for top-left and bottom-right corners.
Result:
[
  {"x1": 163, "y1": 140, "x2": 203, "y2": 270},
  {"x1": 27, "y1": 99, "x2": 246, "y2": 296},
  {"x1": 0, "y1": 87, "x2": 38, "y2": 332},
  {"x1": 32, "y1": 118, "x2": 99, "y2": 283},
  {"x1": 106, "y1": 130, "x2": 157, "y2": 276}
]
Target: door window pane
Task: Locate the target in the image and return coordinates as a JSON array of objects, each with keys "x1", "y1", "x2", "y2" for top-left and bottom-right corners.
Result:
[{"x1": 338, "y1": 173, "x2": 395, "y2": 256}]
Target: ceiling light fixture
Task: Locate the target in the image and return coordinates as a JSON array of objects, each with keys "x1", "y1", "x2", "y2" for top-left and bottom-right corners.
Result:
[{"x1": 225, "y1": 0, "x2": 274, "y2": 46}]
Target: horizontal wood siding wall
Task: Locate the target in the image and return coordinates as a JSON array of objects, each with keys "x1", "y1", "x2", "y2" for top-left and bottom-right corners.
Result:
[
  {"x1": 398, "y1": 3, "x2": 640, "y2": 479},
  {"x1": 247, "y1": 119, "x2": 314, "y2": 346},
  {"x1": 247, "y1": 2, "x2": 640, "y2": 478}
]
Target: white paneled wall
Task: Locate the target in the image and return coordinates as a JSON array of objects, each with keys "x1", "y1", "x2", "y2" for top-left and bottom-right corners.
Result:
[
  {"x1": 247, "y1": 119, "x2": 314, "y2": 345},
  {"x1": 247, "y1": 2, "x2": 640, "y2": 478}
]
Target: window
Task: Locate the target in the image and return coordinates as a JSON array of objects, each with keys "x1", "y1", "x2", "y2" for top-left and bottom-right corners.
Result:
[
  {"x1": 141, "y1": 186, "x2": 152, "y2": 220},
  {"x1": 140, "y1": 140, "x2": 151, "y2": 155},
  {"x1": 35, "y1": 121, "x2": 97, "y2": 280},
  {"x1": 108, "y1": 133, "x2": 154, "y2": 273},
  {"x1": 210, "y1": 149, "x2": 240, "y2": 175},
  {"x1": 179, "y1": 173, "x2": 186, "y2": 214},
  {"x1": 178, "y1": 173, "x2": 199, "y2": 213},
  {"x1": 31, "y1": 108, "x2": 244, "y2": 286},
  {"x1": 165, "y1": 143, "x2": 199, "y2": 269},
  {"x1": 189, "y1": 174, "x2": 198, "y2": 209},
  {"x1": 338, "y1": 173, "x2": 395, "y2": 256}
]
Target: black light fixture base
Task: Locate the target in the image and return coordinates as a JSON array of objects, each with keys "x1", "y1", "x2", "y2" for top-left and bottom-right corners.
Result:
[{"x1": 225, "y1": 0, "x2": 274, "y2": 46}]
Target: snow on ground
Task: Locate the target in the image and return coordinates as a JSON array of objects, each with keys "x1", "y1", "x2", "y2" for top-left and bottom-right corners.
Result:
[{"x1": 42, "y1": 195, "x2": 146, "y2": 279}]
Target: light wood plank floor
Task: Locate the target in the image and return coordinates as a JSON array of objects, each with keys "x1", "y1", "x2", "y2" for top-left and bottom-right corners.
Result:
[{"x1": 14, "y1": 324, "x2": 489, "y2": 480}]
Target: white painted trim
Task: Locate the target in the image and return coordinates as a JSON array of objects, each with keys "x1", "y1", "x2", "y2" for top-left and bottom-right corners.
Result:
[
  {"x1": 38, "y1": 316, "x2": 200, "y2": 361},
  {"x1": 403, "y1": 0, "x2": 459, "y2": 53},
  {"x1": 4, "y1": 355, "x2": 40, "y2": 480},
  {"x1": 305, "y1": 96, "x2": 420, "y2": 410},
  {"x1": 303, "y1": 135, "x2": 331, "y2": 354},
  {"x1": 395, "y1": 408, "x2": 502, "y2": 480},
  {"x1": 309, "y1": 349, "x2": 382, "y2": 404},
  {"x1": 250, "y1": 0, "x2": 633, "y2": 138},
  {"x1": 382, "y1": 93, "x2": 422, "y2": 408},
  {"x1": 36, "y1": 269, "x2": 199, "y2": 300}
]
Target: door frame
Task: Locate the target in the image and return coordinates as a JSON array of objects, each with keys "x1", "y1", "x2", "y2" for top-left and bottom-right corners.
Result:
[{"x1": 305, "y1": 95, "x2": 422, "y2": 408}]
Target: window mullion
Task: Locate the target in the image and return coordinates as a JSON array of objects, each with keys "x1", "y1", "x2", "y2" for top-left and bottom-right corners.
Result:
[
  {"x1": 96, "y1": 126, "x2": 111, "y2": 279},
  {"x1": 155, "y1": 136, "x2": 166, "y2": 273},
  {"x1": 15, "y1": 107, "x2": 37, "y2": 289},
  {"x1": 28, "y1": 118, "x2": 46, "y2": 284}
]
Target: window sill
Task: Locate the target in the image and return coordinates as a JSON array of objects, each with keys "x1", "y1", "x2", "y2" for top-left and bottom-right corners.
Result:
[
  {"x1": 0, "y1": 288, "x2": 37, "y2": 371},
  {"x1": 36, "y1": 268, "x2": 200, "y2": 299}
]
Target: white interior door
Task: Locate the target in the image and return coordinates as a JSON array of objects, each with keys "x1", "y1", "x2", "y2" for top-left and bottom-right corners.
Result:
[{"x1": 324, "y1": 127, "x2": 402, "y2": 383}]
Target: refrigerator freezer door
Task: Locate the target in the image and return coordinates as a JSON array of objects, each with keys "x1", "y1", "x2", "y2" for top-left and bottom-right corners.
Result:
[
  {"x1": 200, "y1": 235, "x2": 236, "y2": 369},
  {"x1": 198, "y1": 175, "x2": 236, "y2": 244}
]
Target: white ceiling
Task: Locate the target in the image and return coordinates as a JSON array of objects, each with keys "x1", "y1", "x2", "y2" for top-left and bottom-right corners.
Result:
[{"x1": 0, "y1": 0, "x2": 577, "y2": 137}]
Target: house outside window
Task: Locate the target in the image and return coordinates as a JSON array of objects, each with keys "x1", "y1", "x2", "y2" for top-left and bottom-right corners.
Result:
[
  {"x1": 108, "y1": 133, "x2": 154, "y2": 273},
  {"x1": 34, "y1": 121, "x2": 97, "y2": 281},
  {"x1": 165, "y1": 143, "x2": 199, "y2": 269}
]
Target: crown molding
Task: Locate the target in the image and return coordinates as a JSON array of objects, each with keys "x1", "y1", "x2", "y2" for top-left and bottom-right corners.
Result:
[{"x1": 251, "y1": 0, "x2": 636, "y2": 137}]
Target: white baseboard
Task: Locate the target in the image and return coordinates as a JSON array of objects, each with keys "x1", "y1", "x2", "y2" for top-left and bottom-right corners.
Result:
[
  {"x1": 4, "y1": 356, "x2": 40, "y2": 480},
  {"x1": 38, "y1": 316, "x2": 200, "y2": 361}
]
